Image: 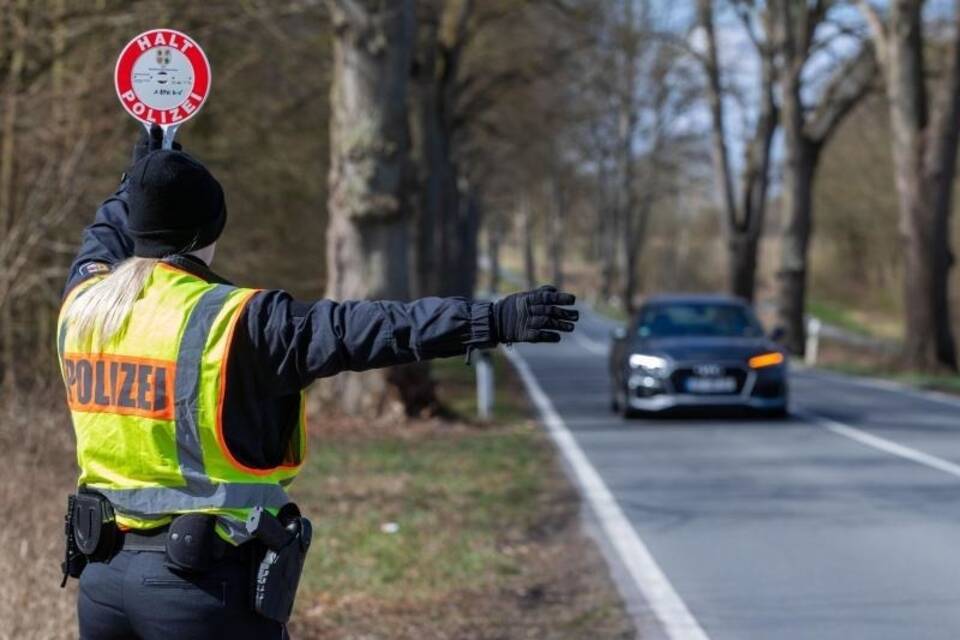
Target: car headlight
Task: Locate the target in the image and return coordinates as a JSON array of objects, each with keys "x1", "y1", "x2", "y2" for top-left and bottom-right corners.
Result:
[
  {"x1": 749, "y1": 352, "x2": 785, "y2": 369},
  {"x1": 629, "y1": 354, "x2": 668, "y2": 375}
]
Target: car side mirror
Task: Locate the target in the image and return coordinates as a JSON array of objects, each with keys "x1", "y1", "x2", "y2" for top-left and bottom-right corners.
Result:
[
  {"x1": 611, "y1": 327, "x2": 627, "y2": 341},
  {"x1": 769, "y1": 326, "x2": 786, "y2": 342}
]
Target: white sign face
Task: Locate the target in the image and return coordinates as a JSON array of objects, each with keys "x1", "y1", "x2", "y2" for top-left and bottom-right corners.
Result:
[{"x1": 115, "y1": 29, "x2": 212, "y2": 128}]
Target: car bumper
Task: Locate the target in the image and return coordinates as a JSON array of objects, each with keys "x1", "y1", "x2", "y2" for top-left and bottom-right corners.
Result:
[
  {"x1": 626, "y1": 393, "x2": 787, "y2": 412},
  {"x1": 623, "y1": 365, "x2": 788, "y2": 412}
]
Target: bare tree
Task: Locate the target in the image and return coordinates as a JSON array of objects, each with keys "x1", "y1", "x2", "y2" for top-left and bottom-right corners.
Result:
[
  {"x1": 324, "y1": 0, "x2": 437, "y2": 416},
  {"x1": 698, "y1": 0, "x2": 778, "y2": 303},
  {"x1": 0, "y1": 0, "x2": 27, "y2": 390},
  {"x1": 857, "y1": 0, "x2": 960, "y2": 371},
  {"x1": 773, "y1": 0, "x2": 877, "y2": 355}
]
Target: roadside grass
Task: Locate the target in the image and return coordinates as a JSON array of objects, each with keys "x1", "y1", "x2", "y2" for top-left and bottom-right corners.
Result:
[
  {"x1": 593, "y1": 300, "x2": 629, "y2": 324},
  {"x1": 816, "y1": 359, "x2": 960, "y2": 395},
  {"x1": 808, "y1": 299, "x2": 873, "y2": 336},
  {"x1": 807, "y1": 298, "x2": 904, "y2": 340},
  {"x1": 288, "y1": 352, "x2": 632, "y2": 639}
]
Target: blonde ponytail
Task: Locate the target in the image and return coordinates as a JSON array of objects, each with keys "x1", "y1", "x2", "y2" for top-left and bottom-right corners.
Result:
[{"x1": 64, "y1": 257, "x2": 159, "y2": 351}]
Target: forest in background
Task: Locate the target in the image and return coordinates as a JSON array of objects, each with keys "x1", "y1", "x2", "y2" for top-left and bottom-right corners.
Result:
[{"x1": 2, "y1": 0, "x2": 960, "y2": 415}]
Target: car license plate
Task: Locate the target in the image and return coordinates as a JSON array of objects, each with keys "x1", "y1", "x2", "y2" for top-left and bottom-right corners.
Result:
[{"x1": 685, "y1": 376, "x2": 736, "y2": 394}]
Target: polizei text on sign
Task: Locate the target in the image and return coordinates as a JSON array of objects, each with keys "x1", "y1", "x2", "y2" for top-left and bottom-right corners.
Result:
[{"x1": 114, "y1": 29, "x2": 211, "y2": 127}]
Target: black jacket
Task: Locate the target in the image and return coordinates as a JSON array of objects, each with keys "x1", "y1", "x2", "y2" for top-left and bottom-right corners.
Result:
[{"x1": 64, "y1": 181, "x2": 496, "y2": 468}]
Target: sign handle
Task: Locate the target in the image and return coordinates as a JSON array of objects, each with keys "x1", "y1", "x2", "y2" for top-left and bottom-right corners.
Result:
[
  {"x1": 140, "y1": 122, "x2": 181, "y2": 150},
  {"x1": 162, "y1": 124, "x2": 180, "y2": 150}
]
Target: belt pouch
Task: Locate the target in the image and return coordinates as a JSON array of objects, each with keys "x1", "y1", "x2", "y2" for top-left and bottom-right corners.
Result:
[
  {"x1": 72, "y1": 491, "x2": 118, "y2": 562},
  {"x1": 164, "y1": 513, "x2": 221, "y2": 573}
]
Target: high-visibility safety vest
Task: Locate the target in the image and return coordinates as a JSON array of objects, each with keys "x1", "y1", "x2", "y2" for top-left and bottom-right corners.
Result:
[{"x1": 57, "y1": 262, "x2": 306, "y2": 544}]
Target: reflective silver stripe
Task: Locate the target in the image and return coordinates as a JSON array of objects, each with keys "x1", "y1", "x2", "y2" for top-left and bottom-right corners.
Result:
[
  {"x1": 175, "y1": 284, "x2": 234, "y2": 485},
  {"x1": 95, "y1": 483, "x2": 290, "y2": 515},
  {"x1": 217, "y1": 515, "x2": 255, "y2": 545}
]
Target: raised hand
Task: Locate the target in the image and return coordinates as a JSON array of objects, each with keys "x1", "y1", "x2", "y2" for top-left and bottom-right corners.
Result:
[{"x1": 494, "y1": 285, "x2": 579, "y2": 344}]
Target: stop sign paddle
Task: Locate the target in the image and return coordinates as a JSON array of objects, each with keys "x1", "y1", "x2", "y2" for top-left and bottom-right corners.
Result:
[{"x1": 115, "y1": 29, "x2": 212, "y2": 149}]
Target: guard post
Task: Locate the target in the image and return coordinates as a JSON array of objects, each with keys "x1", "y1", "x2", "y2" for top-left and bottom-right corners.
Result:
[{"x1": 475, "y1": 350, "x2": 494, "y2": 421}]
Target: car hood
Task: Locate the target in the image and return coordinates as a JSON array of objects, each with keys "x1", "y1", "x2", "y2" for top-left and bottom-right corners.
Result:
[{"x1": 634, "y1": 336, "x2": 780, "y2": 363}]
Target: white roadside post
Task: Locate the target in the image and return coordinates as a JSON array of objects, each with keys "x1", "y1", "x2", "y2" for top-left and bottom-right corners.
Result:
[
  {"x1": 475, "y1": 350, "x2": 494, "y2": 421},
  {"x1": 805, "y1": 317, "x2": 822, "y2": 366},
  {"x1": 115, "y1": 29, "x2": 212, "y2": 148}
]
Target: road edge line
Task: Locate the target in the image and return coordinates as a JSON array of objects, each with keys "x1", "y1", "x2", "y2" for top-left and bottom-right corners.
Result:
[
  {"x1": 503, "y1": 346, "x2": 710, "y2": 640},
  {"x1": 797, "y1": 410, "x2": 960, "y2": 480}
]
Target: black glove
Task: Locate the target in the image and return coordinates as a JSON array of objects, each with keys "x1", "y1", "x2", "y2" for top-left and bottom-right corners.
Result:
[
  {"x1": 131, "y1": 124, "x2": 180, "y2": 166},
  {"x1": 494, "y1": 285, "x2": 579, "y2": 344}
]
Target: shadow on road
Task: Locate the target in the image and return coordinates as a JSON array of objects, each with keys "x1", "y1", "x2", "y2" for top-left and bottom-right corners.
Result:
[{"x1": 624, "y1": 406, "x2": 792, "y2": 422}]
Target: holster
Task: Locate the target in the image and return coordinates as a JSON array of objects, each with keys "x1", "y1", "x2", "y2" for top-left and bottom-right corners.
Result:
[
  {"x1": 246, "y1": 504, "x2": 312, "y2": 623},
  {"x1": 60, "y1": 495, "x2": 86, "y2": 587}
]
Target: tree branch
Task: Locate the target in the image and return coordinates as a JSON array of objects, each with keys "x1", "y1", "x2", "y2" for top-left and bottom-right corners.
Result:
[
  {"x1": 697, "y1": 0, "x2": 739, "y2": 230},
  {"x1": 804, "y1": 41, "x2": 878, "y2": 143},
  {"x1": 855, "y1": 0, "x2": 887, "y2": 57}
]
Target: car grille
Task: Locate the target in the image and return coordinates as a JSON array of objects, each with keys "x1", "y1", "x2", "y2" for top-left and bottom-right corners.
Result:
[{"x1": 670, "y1": 365, "x2": 748, "y2": 395}]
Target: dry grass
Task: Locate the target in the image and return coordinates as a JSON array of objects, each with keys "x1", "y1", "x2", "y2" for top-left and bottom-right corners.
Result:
[{"x1": 0, "y1": 389, "x2": 79, "y2": 640}]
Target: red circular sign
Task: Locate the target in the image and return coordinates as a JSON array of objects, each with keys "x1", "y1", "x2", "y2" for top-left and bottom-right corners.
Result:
[{"x1": 114, "y1": 29, "x2": 211, "y2": 127}]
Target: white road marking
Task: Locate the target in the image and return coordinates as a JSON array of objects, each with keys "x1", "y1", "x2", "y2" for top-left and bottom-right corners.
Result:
[
  {"x1": 504, "y1": 347, "x2": 710, "y2": 640},
  {"x1": 798, "y1": 410, "x2": 960, "y2": 480},
  {"x1": 574, "y1": 331, "x2": 608, "y2": 355}
]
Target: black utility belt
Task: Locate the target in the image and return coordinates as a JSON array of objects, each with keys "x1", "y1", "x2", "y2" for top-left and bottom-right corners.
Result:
[{"x1": 61, "y1": 490, "x2": 312, "y2": 624}]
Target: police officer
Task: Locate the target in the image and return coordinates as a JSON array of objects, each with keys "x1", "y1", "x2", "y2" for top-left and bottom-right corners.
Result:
[{"x1": 57, "y1": 126, "x2": 579, "y2": 640}]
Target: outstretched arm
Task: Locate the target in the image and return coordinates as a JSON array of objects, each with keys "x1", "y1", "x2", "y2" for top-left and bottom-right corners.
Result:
[{"x1": 242, "y1": 286, "x2": 578, "y2": 394}]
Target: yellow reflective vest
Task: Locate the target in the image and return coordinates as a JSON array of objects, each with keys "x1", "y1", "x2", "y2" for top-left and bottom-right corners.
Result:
[{"x1": 57, "y1": 262, "x2": 306, "y2": 543}]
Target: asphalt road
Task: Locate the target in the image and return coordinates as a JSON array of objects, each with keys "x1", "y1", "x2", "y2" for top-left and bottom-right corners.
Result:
[{"x1": 511, "y1": 306, "x2": 960, "y2": 640}]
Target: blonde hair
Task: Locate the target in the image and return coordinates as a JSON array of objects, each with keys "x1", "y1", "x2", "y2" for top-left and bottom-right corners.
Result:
[{"x1": 64, "y1": 257, "x2": 159, "y2": 351}]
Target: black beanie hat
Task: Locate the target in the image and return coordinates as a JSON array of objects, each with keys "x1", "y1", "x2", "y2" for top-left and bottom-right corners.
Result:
[{"x1": 127, "y1": 150, "x2": 227, "y2": 258}]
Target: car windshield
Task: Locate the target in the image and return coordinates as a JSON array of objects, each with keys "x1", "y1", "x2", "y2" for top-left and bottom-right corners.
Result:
[{"x1": 636, "y1": 302, "x2": 764, "y2": 338}]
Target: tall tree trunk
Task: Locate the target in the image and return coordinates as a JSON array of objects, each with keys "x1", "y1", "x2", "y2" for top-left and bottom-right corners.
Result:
[
  {"x1": 548, "y1": 173, "x2": 565, "y2": 288},
  {"x1": 598, "y1": 175, "x2": 617, "y2": 302},
  {"x1": 325, "y1": 0, "x2": 436, "y2": 416},
  {"x1": 0, "y1": 0, "x2": 26, "y2": 391},
  {"x1": 861, "y1": 0, "x2": 960, "y2": 370},
  {"x1": 726, "y1": 234, "x2": 757, "y2": 301},
  {"x1": 618, "y1": 107, "x2": 638, "y2": 311},
  {"x1": 776, "y1": 139, "x2": 818, "y2": 354},
  {"x1": 411, "y1": 0, "x2": 473, "y2": 298},
  {"x1": 487, "y1": 217, "x2": 501, "y2": 295},
  {"x1": 521, "y1": 197, "x2": 536, "y2": 289},
  {"x1": 410, "y1": 12, "x2": 440, "y2": 298},
  {"x1": 699, "y1": 0, "x2": 776, "y2": 304},
  {"x1": 454, "y1": 183, "x2": 481, "y2": 296},
  {"x1": 774, "y1": 1, "x2": 876, "y2": 355},
  {"x1": 411, "y1": 10, "x2": 452, "y2": 297}
]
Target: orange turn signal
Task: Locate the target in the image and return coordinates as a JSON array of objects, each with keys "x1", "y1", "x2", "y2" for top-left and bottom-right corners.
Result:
[{"x1": 749, "y1": 352, "x2": 784, "y2": 369}]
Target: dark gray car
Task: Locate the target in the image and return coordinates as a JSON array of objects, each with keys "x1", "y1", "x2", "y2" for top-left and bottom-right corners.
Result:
[{"x1": 609, "y1": 294, "x2": 788, "y2": 418}]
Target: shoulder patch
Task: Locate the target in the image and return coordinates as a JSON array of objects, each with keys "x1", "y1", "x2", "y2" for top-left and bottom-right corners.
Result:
[{"x1": 79, "y1": 262, "x2": 112, "y2": 277}]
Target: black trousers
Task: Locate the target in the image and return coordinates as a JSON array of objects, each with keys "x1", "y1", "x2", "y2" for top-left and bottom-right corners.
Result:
[{"x1": 78, "y1": 549, "x2": 288, "y2": 640}]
